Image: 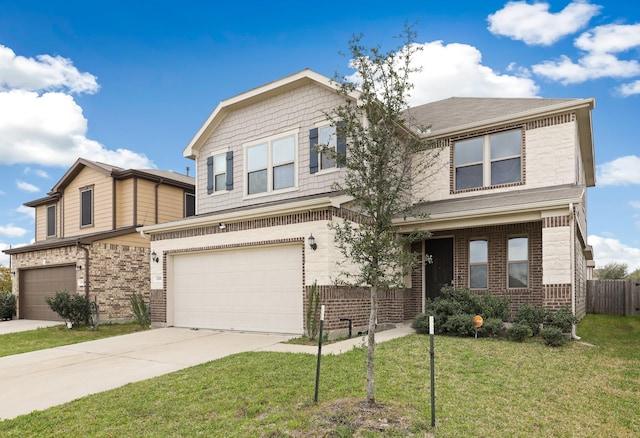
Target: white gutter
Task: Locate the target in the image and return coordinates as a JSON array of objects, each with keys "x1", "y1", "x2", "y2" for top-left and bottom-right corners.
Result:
[{"x1": 138, "y1": 194, "x2": 352, "y2": 235}]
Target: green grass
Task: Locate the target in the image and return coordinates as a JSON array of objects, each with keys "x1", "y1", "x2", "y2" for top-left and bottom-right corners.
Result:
[
  {"x1": 0, "y1": 323, "x2": 143, "y2": 357},
  {"x1": 0, "y1": 315, "x2": 638, "y2": 436}
]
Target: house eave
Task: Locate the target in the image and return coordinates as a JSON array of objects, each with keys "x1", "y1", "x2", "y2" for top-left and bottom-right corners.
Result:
[
  {"x1": 138, "y1": 194, "x2": 352, "y2": 235},
  {"x1": 394, "y1": 194, "x2": 584, "y2": 232}
]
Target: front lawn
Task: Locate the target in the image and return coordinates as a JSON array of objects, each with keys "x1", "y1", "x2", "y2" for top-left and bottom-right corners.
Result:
[
  {"x1": 0, "y1": 314, "x2": 638, "y2": 436},
  {"x1": 0, "y1": 323, "x2": 143, "y2": 358}
]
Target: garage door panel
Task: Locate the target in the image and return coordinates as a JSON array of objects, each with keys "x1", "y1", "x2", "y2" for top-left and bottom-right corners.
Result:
[
  {"x1": 20, "y1": 266, "x2": 76, "y2": 321},
  {"x1": 172, "y1": 245, "x2": 303, "y2": 333}
]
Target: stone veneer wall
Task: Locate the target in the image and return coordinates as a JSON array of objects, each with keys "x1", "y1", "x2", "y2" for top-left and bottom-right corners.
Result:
[
  {"x1": 88, "y1": 242, "x2": 151, "y2": 321},
  {"x1": 11, "y1": 241, "x2": 151, "y2": 321}
]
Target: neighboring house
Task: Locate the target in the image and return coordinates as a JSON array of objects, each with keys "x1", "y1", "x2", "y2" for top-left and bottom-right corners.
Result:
[
  {"x1": 4, "y1": 158, "x2": 194, "y2": 321},
  {"x1": 139, "y1": 69, "x2": 595, "y2": 335}
]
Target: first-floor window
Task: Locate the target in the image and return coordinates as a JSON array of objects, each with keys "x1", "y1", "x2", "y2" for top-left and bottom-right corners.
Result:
[
  {"x1": 508, "y1": 237, "x2": 528, "y2": 288},
  {"x1": 46, "y1": 204, "x2": 56, "y2": 237},
  {"x1": 469, "y1": 239, "x2": 488, "y2": 289}
]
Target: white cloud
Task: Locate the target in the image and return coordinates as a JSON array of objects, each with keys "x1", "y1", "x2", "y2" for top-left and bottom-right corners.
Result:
[
  {"x1": 533, "y1": 23, "x2": 640, "y2": 84},
  {"x1": 0, "y1": 44, "x2": 98, "y2": 94},
  {"x1": 597, "y1": 155, "x2": 640, "y2": 185},
  {"x1": 629, "y1": 201, "x2": 640, "y2": 209},
  {"x1": 0, "y1": 45, "x2": 154, "y2": 170},
  {"x1": 16, "y1": 180, "x2": 40, "y2": 193},
  {"x1": 588, "y1": 235, "x2": 640, "y2": 271},
  {"x1": 0, "y1": 223, "x2": 28, "y2": 238},
  {"x1": 575, "y1": 23, "x2": 640, "y2": 53},
  {"x1": 361, "y1": 41, "x2": 538, "y2": 106},
  {"x1": 617, "y1": 79, "x2": 640, "y2": 97},
  {"x1": 16, "y1": 205, "x2": 35, "y2": 221},
  {"x1": 488, "y1": 1, "x2": 601, "y2": 46},
  {"x1": 24, "y1": 167, "x2": 50, "y2": 178}
]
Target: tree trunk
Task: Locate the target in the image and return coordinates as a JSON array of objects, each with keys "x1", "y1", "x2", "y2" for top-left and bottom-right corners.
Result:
[{"x1": 366, "y1": 283, "x2": 378, "y2": 404}]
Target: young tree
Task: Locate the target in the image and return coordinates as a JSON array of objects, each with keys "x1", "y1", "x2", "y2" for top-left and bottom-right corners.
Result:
[
  {"x1": 326, "y1": 25, "x2": 438, "y2": 404},
  {"x1": 0, "y1": 266, "x2": 12, "y2": 292}
]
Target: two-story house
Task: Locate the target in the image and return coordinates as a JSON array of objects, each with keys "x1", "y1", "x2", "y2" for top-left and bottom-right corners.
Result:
[
  {"x1": 139, "y1": 69, "x2": 595, "y2": 336},
  {"x1": 4, "y1": 158, "x2": 194, "y2": 321}
]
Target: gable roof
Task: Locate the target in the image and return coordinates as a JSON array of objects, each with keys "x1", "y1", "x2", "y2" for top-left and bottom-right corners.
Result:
[
  {"x1": 183, "y1": 69, "x2": 358, "y2": 159},
  {"x1": 25, "y1": 158, "x2": 194, "y2": 207},
  {"x1": 405, "y1": 96, "x2": 596, "y2": 186}
]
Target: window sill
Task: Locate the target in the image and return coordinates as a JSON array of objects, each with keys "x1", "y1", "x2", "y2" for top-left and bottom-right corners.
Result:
[{"x1": 243, "y1": 186, "x2": 299, "y2": 201}]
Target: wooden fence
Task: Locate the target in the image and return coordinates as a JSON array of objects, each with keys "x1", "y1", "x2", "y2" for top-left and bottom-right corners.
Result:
[{"x1": 586, "y1": 279, "x2": 640, "y2": 316}]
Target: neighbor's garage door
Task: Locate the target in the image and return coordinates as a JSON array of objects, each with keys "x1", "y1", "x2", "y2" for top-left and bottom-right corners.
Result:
[
  {"x1": 19, "y1": 265, "x2": 76, "y2": 320},
  {"x1": 172, "y1": 244, "x2": 303, "y2": 333}
]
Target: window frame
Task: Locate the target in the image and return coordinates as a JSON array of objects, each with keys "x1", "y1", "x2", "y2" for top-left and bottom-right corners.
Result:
[
  {"x1": 453, "y1": 128, "x2": 523, "y2": 192},
  {"x1": 184, "y1": 192, "x2": 195, "y2": 217},
  {"x1": 212, "y1": 153, "x2": 227, "y2": 193},
  {"x1": 244, "y1": 129, "x2": 298, "y2": 198},
  {"x1": 469, "y1": 239, "x2": 488, "y2": 289},
  {"x1": 80, "y1": 185, "x2": 94, "y2": 228},
  {"x1": 508, "y1": 236, "x2": 529, "y2": 288},
  {"x1": 317, "y1": 124, "x2": 338, "y2": 173},
  {"x1": 46, "y1": 204, "x2": 56, "y2": 237}
]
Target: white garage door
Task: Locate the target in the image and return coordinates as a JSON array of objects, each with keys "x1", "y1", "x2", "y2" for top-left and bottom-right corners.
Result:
[{"x1": 172, "y1": 244, "x2": 303, "y2": 333}]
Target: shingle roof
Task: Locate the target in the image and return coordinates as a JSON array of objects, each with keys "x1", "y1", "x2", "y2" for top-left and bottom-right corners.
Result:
[{"x1": 405, "y1": 97, "x2": 580, "y2": 135}]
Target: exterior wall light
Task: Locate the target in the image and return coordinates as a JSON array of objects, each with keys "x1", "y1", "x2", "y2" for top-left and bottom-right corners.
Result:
[
  {"x1": 219, "y1": 222, "x2": 226, "y2": 230},
  {"x1": 308, "y1": 234, "x2": 317, "y2": 251},
  {"x1": 151, "y1": 250, "x2": 159, "y2": 263},
  {"x1": 76, "y1": 265, "x2": 82, "y2": 271}
]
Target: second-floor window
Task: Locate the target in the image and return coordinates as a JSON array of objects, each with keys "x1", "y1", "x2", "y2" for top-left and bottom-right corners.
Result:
[
  {"x1": 454, "y1": 129, "x2": 522, "y2": 191},
  {"x1": 80, "y1": 186, "x2": 93, "y2": 227},
  {"x1": 245, "y1": 131, "x2": 297, "y2": 196},
  {"x1": 46, "y1": 204, "x2": 56, "y2": 237},
  {"x1": 309, "y1": 123, "x2": 346, "y2": 174},
  {"x1": 207, "y1": 151, "x2": 234, "y2": 194},
  {"x1": 184, "y1": 193, "x2": 195, "y2": 217}
]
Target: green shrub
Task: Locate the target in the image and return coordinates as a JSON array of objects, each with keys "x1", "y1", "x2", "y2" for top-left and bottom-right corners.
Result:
[
  {"x1": 546, "y1": 307, "x2": 577, "y2": 332},
  {"x1": 514, "y1": 303, "x2": 548, "y2": 336},
  {"x1": 45, "y1": 291, "x2": 91, "y2": 326},
  {"x1": 540, "y1": 326, "x2": 567, "y2": 347},
  {"x1": 442, "y1": 313, "x2": 475, "y2": 337},
  {"x1": 479, "y1": 318, "x2": 506, "y2": 338},
  {"x1": 411, "y1": 313, "x2": 432, "y2": 334},
  {"x1": 507, "y1": 323, "x2": 532, "y2": 342},
  {"x1": 0, "y1": 291, "x2": 16, "y2": 320},
  {"x1": 439, "y1": 285, "x2": 510, "y2": 320},
  {"x1": 130, "y1": 292, "x2": 151, "y2": 329}
]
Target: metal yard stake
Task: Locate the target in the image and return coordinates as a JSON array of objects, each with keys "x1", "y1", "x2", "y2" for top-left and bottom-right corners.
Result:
[
  {"x1": 429, "y1": 315, "x2": 436, "y2": 428},
  {"x1": 314, "y1": 305, "x2": 325, "y2": 403}
]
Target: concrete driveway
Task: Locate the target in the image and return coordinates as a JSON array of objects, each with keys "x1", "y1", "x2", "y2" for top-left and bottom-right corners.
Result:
[
  {"x1": 0, "y1": 328, "x2": 292, "y2": 420},
  {"x1": 0, "y1": 319, "x2": 62, "y2": 334},
  {"x1": 0, "y1": 322, "x2": 414, "y2": 421}
]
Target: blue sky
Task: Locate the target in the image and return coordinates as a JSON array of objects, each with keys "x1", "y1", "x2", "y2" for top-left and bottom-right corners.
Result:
[{"x1": 0, "y1": 0, "x2": 639, "y2": 271}]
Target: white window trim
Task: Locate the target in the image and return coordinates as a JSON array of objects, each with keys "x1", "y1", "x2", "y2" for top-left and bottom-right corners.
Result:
[
  {"x1": 243, "y1": 128, "x2": 299, "y2": 199},
  {"x1": 210, "y1": 149, "x2": 229, "y2": 195},
  {"x1": 507, "y1": 236, "x2": 529, "y2": 289},
  {"x1": 454, "y1": 128, "x2": 522, "y2": 191}
]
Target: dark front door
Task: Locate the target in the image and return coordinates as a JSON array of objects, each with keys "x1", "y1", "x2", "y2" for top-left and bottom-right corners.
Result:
[{"x1": 425, "y1": 238, "x2": 454, "y2": 300}]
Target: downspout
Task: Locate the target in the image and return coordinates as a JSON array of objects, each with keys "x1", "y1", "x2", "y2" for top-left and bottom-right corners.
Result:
[
  {"x1": 77, "y1": 241, "x2": 90, "y2": 299},
  {"x1": 569, "y1": 203, "x2": 580, "y2": 340}
]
